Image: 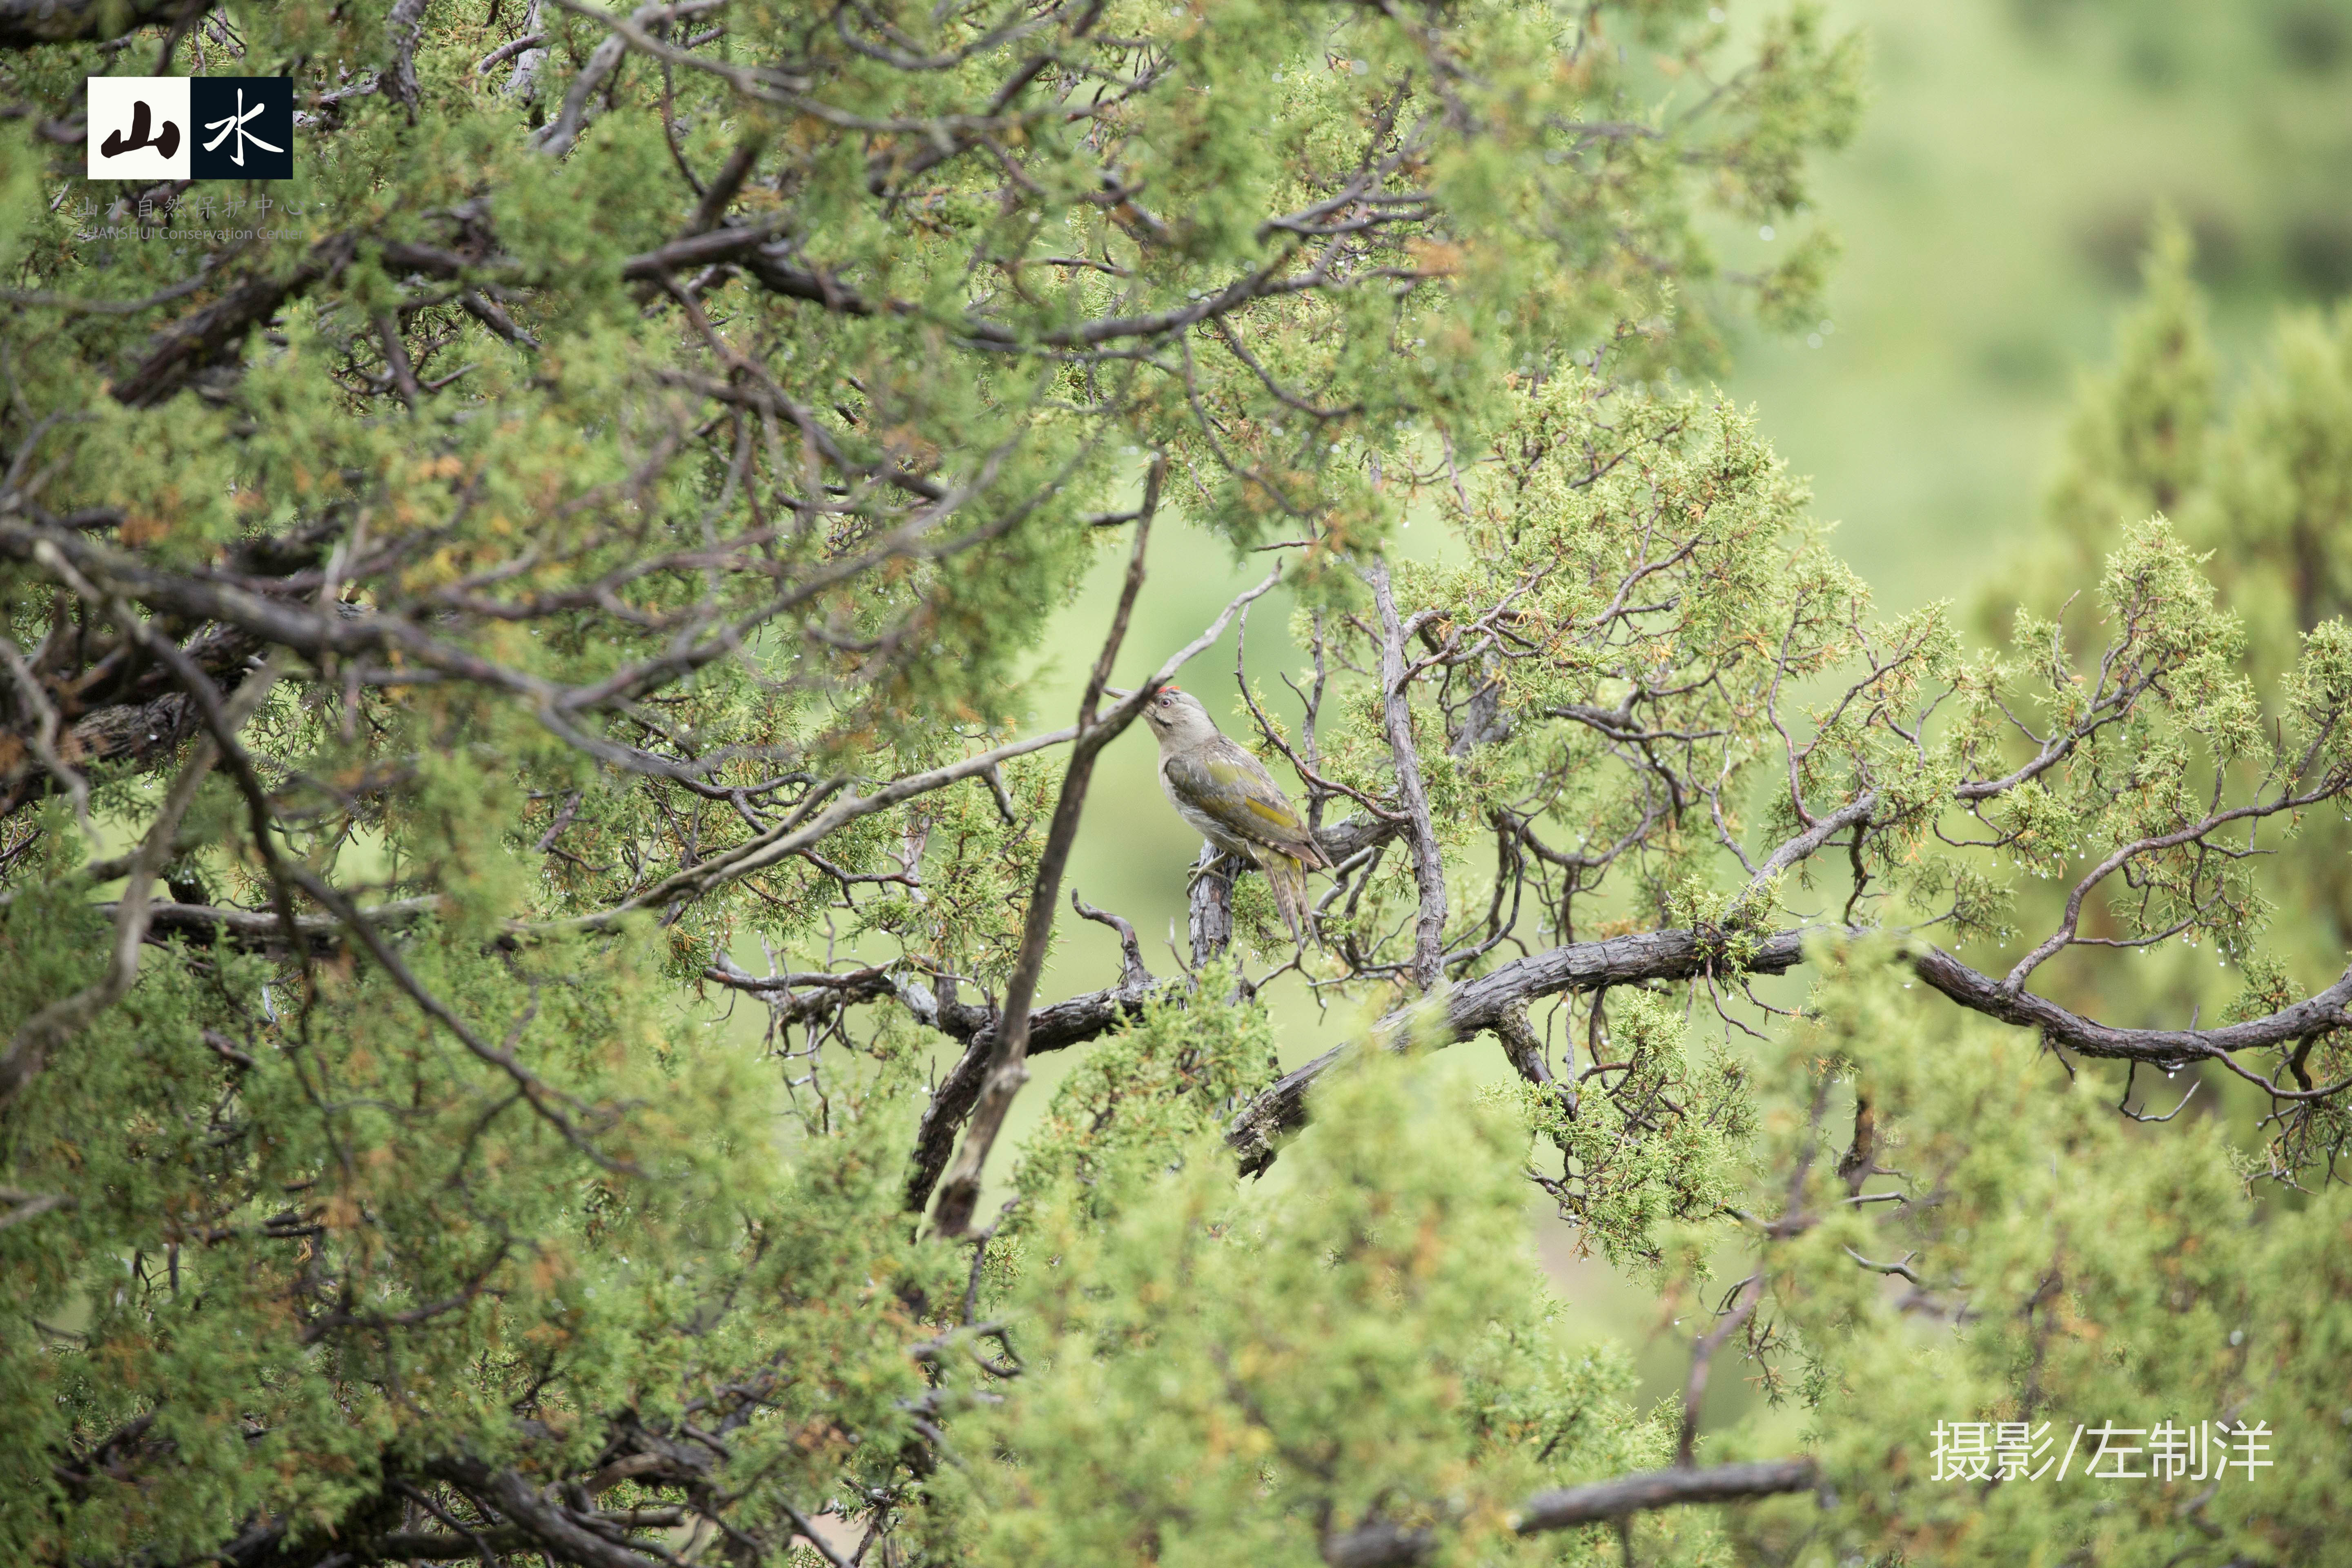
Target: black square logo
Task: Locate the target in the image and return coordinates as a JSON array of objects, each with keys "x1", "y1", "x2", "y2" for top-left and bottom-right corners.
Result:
[{"x1": 188, "y1": 76, "x2": 292, "y2": 180}]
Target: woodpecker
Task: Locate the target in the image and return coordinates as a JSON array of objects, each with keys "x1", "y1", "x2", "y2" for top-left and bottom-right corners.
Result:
[{"x1": 1138, "y1": 685, "x2": 1330, "y2": 942}]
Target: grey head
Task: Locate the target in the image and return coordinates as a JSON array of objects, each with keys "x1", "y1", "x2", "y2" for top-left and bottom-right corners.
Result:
[{"x1": 1138, "y1": 685, "x2": 1222, "y2": 749}]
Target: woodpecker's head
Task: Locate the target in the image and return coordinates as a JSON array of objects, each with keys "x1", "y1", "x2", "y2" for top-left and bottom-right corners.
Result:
[{"x1": 1139, "y1": 684, "x2": 1219, "y2": 747}]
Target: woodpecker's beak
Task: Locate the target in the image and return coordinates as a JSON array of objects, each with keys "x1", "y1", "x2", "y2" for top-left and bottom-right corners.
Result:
[{"x1": 1103, "y1": 686, "x2": 1135, "y2": 700}]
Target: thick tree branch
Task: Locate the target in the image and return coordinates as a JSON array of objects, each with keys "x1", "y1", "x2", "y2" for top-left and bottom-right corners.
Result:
[
  {"x1": 1322, "y1": 1458, "x2": 1820, "y2": 1567},
  {"x1": 385, "y1": 0, "x2": 431, "y2": 115},
  {"x1": 1515, "y1": 1457, "x2": 1820, "y2": 1529},
  {"x1": 1911, "y1": 944, "x2": 2352, "y2": 1066},
  {"x1": 120, "y1": 895, "x2": 447, "y2": 944},
  {"x1": 110, "y1": 234, "x2": 358, "y2": 408},
  {"x1": 1225, "y1": 916, "x2": 2352, "y2": 1172},
  {"x1": 423, "y1": 1458, "x2": 669, "y2": 1568},
  {"x1": 1227, "y1": 925, "x2": 1815, "y2": 1173},
  {"x1": 1729, "y1": 791, "x2": 1877, "y2": 918}
]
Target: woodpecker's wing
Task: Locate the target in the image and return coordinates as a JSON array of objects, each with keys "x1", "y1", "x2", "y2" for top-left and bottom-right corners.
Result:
[{"x1": 1162, "y1": 735, "x2": 1329, "y2": 869}]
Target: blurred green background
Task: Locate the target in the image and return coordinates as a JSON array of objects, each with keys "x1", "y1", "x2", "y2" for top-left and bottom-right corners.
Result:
[
  {"x1": 1719, "y1": 0, "x2": 2352, "y2": 615},
  {"x1": 736, "y1": 0, "x2": 2352, "y2": 1426}
]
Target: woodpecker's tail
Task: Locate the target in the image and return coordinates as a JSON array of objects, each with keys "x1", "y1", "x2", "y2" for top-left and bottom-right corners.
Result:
[{"x1": 1251, "y1": 846, "x2": 1314, "y2": 945}]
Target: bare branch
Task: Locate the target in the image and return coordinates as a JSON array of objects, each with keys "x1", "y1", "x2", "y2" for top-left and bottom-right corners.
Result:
[
  {"x1": 1364, "y1": 557, "x2": 1446, "y2": 991},
  {"x1": 929, "y1": 461, "x2": 1163, "y2": 1236}
]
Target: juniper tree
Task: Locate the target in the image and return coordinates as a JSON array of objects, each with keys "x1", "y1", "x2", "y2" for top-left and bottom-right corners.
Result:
[{"x1": 2, "y1": 4, "x2": 2349, "y2": 1568}]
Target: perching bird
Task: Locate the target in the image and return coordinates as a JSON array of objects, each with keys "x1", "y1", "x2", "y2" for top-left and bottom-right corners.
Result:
[{"x1": 1138, "y1": 685, "x2": 1331, "y2": 942}]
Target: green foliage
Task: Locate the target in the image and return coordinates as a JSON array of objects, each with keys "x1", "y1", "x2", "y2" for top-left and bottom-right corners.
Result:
[
  {"x1": 1721, "y1": 940, "x2": 2352, "y2": 1567},
  {"x1": 1009, "y1": 961, "x2": 1276, "y2": 1224},
  {"x1": 0, "y1": 902, "x2": 956, "y2": 1559},
  {"x1": 965, "y1": 1053, "x2": 1700, "y2": 1568},
  {"x1": 1504, "y1": 986, "x2": 1755, "y2": 1272}
]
